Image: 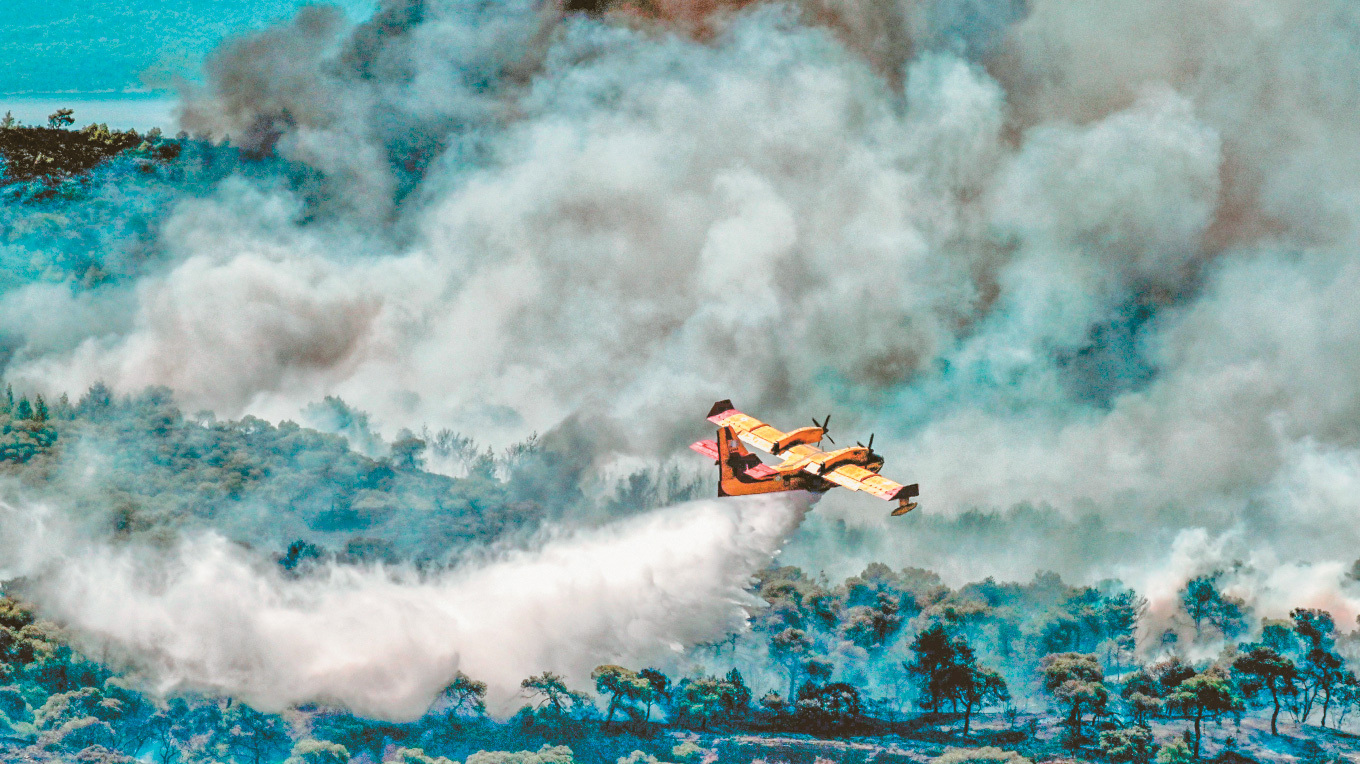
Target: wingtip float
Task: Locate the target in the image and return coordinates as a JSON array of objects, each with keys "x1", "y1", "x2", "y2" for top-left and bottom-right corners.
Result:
[{"x1": 690, "y1": 399, "x2": 919, "y2": 516}]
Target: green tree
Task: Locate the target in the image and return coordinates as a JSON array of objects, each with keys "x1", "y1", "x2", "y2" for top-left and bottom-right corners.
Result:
[
  {"x1": 47, "y1": 108, "x2": 75, "y2": 129},
  {"x1": 521, "y1": 672, "x2": 589, "y2": 721},
  {"x1": 1332, "y1": 673, "x2": 1360, "y2": 729},
  {"x1": 223, "y1": 702, "x2": 291, "y2": 764},
  {"x1": 592, "y1": 665, "x2": 651, "y2": 727},
  {"x1": 390, "y1": 431, "x2": 427, "y2": 470},
  {"x1": 770, "y1": 627, "x2": 811, "y2": 699},
  {"x1": 841, "y1": 600, "x2": 902, "y2": 649},
  {"x1": 54, "y1": 393, "x2": 73, "y2": 420},
  {"x1": 1151, "y1": 657, "x2": 1197, "y2": 696},
  {"x1": 80, "y1": 122, "x2": 115, "y2": 144},
  {"x1": 638, "y1": 669, "x2": 670, "y2": 722},
  {"x1": 100, "y1": 678, "x2": 156, "y2": 755},
  {"x1": 1093, "y1": 585, "x2": 1146, "y2": 670},
  {"x1": 1, "y1": 111, "x2": 14, "y2": 129},
  {"x1": 1120, "y1": 669, "x2": 1163, "y2": 727},
  {"x1": 1040, "y1": 653, "x2": 1109, "y2": 741},
  {"x1": 443, "y1": 671, "x2": 488, "y2": 716},
  {"x1": 385, "y1": 748, "x2": 456, "y2": 764},
  {"x1": 794, "y1": 681, "x2": 864, "y2": 736},
  {"x1": 138, "y1": 699, "x2": 188, "y2": 764},
  {"x1": 906, "y1": 623, "x2": 957, "y2": 711},
  {"x1": 673, "y1": 676, "x2": 724, "y2": 730},
  {"x1": 717, "y1": 668, "x2": 752, "y2": 723},
  {"x1": 1180, "y1": 576, "x2": 1248, "y2": 641},
  {"x1": 1233, "y1": 646, "x2": 1297, "y2": 734},
  {"x1": 1165, "y1": 666, "x2": 1242, "y2": 758},
  {"x1": 906, "y1": 623, "x2": 1008, "y2": 735},
  {"x1": 34, "y1": 687, "x2": 119, "y2": 751},
  {"x1": 1290, "y1": 608, "x2": 1347, "y2": 725},
  {"x1": 671, "y1": 671, "x2": 749, "y2": 730},
  {"x1": 954, "y1": 664, "x2": 1010, "y2": 736}
]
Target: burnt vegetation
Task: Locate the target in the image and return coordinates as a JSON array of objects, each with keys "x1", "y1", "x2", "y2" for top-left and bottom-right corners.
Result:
[{"x1": 0, "y1": 108, "x2": 182, "y2": 186}]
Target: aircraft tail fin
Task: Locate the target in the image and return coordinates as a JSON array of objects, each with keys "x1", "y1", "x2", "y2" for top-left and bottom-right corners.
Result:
[{"x1": 707, "y1": 399, "x2": 736, "y2": 421}]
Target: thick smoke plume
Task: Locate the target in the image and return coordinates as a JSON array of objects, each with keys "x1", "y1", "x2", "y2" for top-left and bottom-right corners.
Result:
[
  {"x1": 0, "y1": 493, "x2": 809, "y2": 720},
  {"x1": 3, "y1": 0, "x2": 1360, "y2": 717}
]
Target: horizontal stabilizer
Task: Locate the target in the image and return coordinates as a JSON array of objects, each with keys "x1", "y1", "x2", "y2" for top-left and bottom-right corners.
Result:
[{"x1": 689, "y1": 439, "x2": 720, "y2": 460}]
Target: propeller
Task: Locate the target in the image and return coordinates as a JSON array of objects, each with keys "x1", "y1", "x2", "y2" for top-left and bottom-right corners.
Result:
[
  {"x1": 856, "y1": 433, "x2": 876, "y2": 454},
  {"x1": 812, "y1": 415, "x2": 835, "y2": 445}
]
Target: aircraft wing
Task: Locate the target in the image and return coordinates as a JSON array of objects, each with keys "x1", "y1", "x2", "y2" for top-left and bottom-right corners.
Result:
[
  {"x1": 706, "y1": 400, "x2": 787, "y2": 454},
  {"x1": 768, "y1": 443, "x2": 829, "y2": 475},
  {"x1": 822, "y1": 464, "x2": 919, "y2": 515}
]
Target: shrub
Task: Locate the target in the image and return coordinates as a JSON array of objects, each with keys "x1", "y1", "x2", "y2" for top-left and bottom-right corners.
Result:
[
  {"x1": 671, "y1": 742, "x2": 703, "y2": 761},
  {"x1": 1155, "y1": 740, "x2": 1193, "y2": 764},
  {"x1": 286, "y1": 739, "x2": 352, "y2": 764},
  {"x1": 1101, "y1": 727, "x2": 1157, "y2": 764},
  {"x1": 383, "y1": 748, "x2": 455, "y2": 764},
  {"x1": 466, "y1": 745, "x2": 575, "y2": 764},
  {"x1": 930, "y1": 747, "x2": 1033, "y2": 764}
]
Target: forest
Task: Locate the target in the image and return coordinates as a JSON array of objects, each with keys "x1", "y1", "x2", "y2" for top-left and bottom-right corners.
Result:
[{"x1": 0, "y1": 386, "x2": 1357, "y2": 764}]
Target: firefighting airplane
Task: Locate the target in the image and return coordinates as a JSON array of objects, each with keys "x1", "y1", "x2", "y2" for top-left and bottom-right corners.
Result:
[{"x1": 690, "y1": 400, "x2": 919, "y2": 515}]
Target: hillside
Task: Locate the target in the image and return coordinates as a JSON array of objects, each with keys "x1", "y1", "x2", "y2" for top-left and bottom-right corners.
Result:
[
  {"x1": 0, "y1": 386, "x2": 630, "y2": 561},
  {"x1": 0, "y1": 122, "x2": 181, "y2": 183},
  {"x1": 0, "y1": 388, "x2": 1355, "y2": 762}
]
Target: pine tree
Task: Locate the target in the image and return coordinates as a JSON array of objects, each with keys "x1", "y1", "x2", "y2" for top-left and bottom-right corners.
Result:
[
  {"x1": 1234, "y1": 646, "x2": 1298, "y2": 735},
  {"x1": 47, "y1": 108, "x2": 74, "y2": 129},
  {"x1": 1166, "y1": 666, "x2": 1243, "y2": 757}
]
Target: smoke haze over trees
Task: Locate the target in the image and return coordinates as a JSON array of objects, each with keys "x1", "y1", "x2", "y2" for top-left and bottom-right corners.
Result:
[
  {"x1": 4, "y1": 0, "x2": 1360, "y2": 761},
  {"x1": 0, "y1": 387, "x2": 1355, "y2": 761}
]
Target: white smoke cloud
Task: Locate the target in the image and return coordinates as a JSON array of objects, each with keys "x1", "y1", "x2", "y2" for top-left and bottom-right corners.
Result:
[
  {"x1": 10, "y1": 13, "x2": 1013, "y2": 452},
  {"x1": 0, "y1": 492, "x2": 810, "y2": 720}
]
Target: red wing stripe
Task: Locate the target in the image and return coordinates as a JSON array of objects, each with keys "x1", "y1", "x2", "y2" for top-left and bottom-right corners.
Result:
[
  {"x1": 689, "y1": 440, "x2": 720, "y2": 460},
  {"x1": 707, "y1": 410, "x2": 739, "y2": 426}
]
